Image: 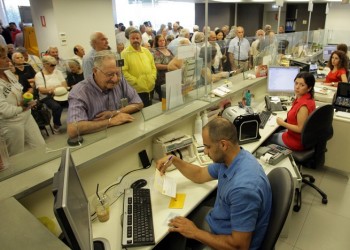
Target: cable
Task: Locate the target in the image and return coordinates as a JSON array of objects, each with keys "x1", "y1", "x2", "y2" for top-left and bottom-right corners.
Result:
[{"x1": 103, "y1": 161, "x2": 152, "y2": 195}]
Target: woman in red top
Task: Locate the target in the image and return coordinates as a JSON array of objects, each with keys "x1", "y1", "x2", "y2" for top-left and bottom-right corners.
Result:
[
  {"x1": 324, "y1": 50, "x2": 348, "y2": 87},
  {"x1": 269, "y1": 72, "x2": 316, "y2": 151}
]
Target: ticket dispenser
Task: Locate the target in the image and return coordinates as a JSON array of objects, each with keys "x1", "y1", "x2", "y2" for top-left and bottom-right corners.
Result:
[{"x1": 222, "y1": 106, "x2": 261, "y2": 144}]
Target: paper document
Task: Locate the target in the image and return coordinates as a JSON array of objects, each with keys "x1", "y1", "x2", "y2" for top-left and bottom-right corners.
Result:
[{"x1": 154, "y1": 169, "x2": 177, "y2": 198}]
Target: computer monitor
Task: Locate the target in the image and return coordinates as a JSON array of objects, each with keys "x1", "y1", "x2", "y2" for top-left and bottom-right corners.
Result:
[
  {"x1": 333, "y1": 82, "x2": 350, "y2": 112},
  {"x1": 267, "y1": 66, "x2": 300, "y2": 96},
  {"x1": 289, "y1": 59, "x2": 310, "y2": 72},
  {"x1": 52, "y1": 148, "x2": 93, "y2": 250},
  {"x1": 323, "y1": 44, "x2": 337, "y2": 62}
]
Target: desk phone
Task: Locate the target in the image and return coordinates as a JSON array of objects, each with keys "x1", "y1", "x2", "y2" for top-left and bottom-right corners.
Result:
[{"x1": 256, "y1": 144, "x2": 292, "y2": 165}]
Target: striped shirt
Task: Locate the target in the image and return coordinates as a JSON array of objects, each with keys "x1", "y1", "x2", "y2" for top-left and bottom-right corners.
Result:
[{"x1": 67, "y1": 75, "x2": 142, "y2": 123}]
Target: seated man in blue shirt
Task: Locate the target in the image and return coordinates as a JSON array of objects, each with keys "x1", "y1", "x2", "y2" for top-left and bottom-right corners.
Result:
[
  {"x1": 156, "y1": 117, "x2": 272, "y2": 250},
  {"x1": 67, "y1": 50, "x2": 143, "y2": 139}
]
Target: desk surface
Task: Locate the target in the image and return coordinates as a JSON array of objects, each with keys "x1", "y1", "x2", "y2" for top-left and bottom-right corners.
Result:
[{"x1": 91, "y1": 106, "x2": 300, "y2": 250}]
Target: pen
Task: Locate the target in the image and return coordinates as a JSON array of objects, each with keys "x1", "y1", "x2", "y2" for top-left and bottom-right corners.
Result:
[{"x1": 163, "y1": 155, "x2": 173, "y2": 166}]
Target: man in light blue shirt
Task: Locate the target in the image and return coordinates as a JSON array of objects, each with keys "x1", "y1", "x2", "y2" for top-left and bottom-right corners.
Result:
[
  {"x1": 228, "y1": 26, "x2": 251, "y2": 71},
  {"x1": 82, "y1": 32, "x2": 109, "y2": 79}
]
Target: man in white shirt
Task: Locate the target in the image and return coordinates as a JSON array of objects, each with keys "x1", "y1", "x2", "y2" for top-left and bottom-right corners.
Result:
[
  {"x1": 142, "y1": 27, "x2": 154, "y2": 45},
  {"x1": 228, "y1": 26, "x2": 251, "y2": 71},
  {"x1": 250, "y1": 29, "x2": 265, "y2": 66}
]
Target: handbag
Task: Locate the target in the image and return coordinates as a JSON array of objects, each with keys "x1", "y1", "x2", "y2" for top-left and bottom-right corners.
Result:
[{"x1": 31, "y1": 71, "x2": 52, "y2": 128}]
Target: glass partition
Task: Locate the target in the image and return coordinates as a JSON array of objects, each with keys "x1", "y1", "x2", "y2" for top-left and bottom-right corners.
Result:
[{"x1": 0, "y1": 28, "x2": 331, "y2": 182}]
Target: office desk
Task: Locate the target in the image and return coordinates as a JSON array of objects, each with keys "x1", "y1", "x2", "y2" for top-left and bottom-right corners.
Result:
[{"x1": 91, "y1": 106, "x2": 301, "y2": 250}]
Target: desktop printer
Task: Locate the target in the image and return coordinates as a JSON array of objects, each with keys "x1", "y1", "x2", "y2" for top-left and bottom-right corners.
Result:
[
  {"x1": 153, "y1": 132, "x2": 196, "y2": 163},
  {"x1": 222, "y1": 106, "x2": 261, "y2": 144}
]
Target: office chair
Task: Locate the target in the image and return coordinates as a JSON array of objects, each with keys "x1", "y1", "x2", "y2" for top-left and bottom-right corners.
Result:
[
  {"x1": 260, "y1": 167, "x2": 294, "y2": 250},
  {"x1": 292, "y1": 104, "x2": 334, "y2": 212}
]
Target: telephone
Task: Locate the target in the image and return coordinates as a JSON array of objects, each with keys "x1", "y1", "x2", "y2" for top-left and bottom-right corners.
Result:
[
  {"x1": 264, "y1": 95, "x2": 284, "y2": 112},
  {"x1": 256, "y1": 144, "x2": 292, "y2": 165}
]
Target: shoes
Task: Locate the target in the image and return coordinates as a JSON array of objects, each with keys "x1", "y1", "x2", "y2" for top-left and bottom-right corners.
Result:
[{"x1": 53, "y1": 125, "x2": 61, "y2": 134}]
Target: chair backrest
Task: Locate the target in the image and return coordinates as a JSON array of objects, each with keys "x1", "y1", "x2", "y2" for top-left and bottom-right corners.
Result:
[
  {"x1": 301, "y1": 104, "x2": 334, "y2": 150},
  {"x1": 260, "y1": 167, "x2": 294, "y2": 250}
]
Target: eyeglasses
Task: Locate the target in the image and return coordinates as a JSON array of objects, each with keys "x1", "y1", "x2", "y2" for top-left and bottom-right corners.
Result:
[{"x1": 97, "y1": 68, "x2": 120, "y2": 79}]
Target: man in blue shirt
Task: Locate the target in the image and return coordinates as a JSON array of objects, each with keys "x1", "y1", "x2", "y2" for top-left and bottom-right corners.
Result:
[
  {"x1": 228, "y1": 26, "x2": 252, "y2": 72},
  {"x1": 157, "y1": 117, "x2": 272, "y2": 250}
]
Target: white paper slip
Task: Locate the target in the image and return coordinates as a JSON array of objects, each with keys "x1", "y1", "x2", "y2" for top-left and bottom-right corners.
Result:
[
  {"x1": 335, "y1": 111, "x2": 350, "y2": 119},
  {"x1": 154, "y1": 169, "x2": 177, "y2": 198}
]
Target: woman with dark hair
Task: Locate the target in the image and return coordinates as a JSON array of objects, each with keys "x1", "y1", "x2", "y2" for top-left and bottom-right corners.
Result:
[
  {"x1": 269, "y1": 72, "x2": 316, "y2": 151},
  {"x1": 324, "y1": 50, "x2": 348, "y2": 86},
  {"x1": 152, "y1": 34, "x2": 174, "y2": 100}
]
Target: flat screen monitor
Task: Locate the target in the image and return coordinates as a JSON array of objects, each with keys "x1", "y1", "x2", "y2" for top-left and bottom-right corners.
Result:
[
  {"x1": 323, "y1": 45, "x2": 337, "y2": 62},
  {"x1": 52, "y1": 148, "x2": 93, "y2": 250},
  {"x1": 289, "y1": 59, "x2": 310, "y2": 72},
  {"x1": 333, "y1": 82, "x2": 350, "y2": 111},
  {"x1": 267, "y1": 66, "x2": 300, "y2": 96}
]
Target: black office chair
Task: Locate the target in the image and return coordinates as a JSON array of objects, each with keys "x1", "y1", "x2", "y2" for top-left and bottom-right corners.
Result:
[
  {"x1": 277, "y1": 40, "x2": 289, "y2": 54},
  {"x1": 292, "y1": 104, "x2": 334, "y2": 212},
  {"x1": 260, "y1": 167, "x2": 294, "y2": 250}
]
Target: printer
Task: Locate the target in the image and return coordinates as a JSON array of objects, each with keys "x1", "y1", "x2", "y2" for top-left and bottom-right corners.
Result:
[
  {"x1": 153, "y1": 132, "x2": 196, "y2": 163},
  {"x1": 222, "y1": 106, "x2": 261, "y2": 144}
]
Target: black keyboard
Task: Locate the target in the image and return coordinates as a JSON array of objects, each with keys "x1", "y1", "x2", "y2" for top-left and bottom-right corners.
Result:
[
  {"x1": 259, "y1": 110, "x2": 272, "y2": 129},
  {"x1": 122, "y1": 188, "x2": 155, "y2": 248}
]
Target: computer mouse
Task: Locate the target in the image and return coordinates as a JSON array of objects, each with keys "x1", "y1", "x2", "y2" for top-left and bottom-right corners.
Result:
[
  {"x1": 282, "y1": 106, "x2": 287, "y2": 111},
  {"x1": 130, "y1": 179, "x2": 147, "y2": 189}
]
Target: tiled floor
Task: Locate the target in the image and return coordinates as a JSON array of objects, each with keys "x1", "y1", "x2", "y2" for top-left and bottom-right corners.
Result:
[{"x1": 276, "y1": 167, "x2": 350, "y2": 250}]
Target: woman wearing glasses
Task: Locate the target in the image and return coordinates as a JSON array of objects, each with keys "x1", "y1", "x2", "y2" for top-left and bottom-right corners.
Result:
[
  {"x1": 0, "y1": 45, "x2": 45, "y2": 156},
  {"x1": 35, "y1": 55, "x2": 68, "y2": 133}
]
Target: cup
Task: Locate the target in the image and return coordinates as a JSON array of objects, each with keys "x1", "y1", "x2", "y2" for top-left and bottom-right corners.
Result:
[
  {"x1": 93, "y1": 193, "x2": 110, "y2": 222},
  {"x1": 22, "y1": 92, "x2": 33, "y2": 107},
  {"x1": 0, "y1": 137, "x2": 9, "y2": 171}
]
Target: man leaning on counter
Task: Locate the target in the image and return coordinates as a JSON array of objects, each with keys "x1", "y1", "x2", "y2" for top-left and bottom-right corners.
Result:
[{"x1": 67, "y1": 50, "x2": 143, "y2": 139}]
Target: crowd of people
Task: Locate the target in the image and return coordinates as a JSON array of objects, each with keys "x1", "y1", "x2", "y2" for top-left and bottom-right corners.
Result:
[
  {"x1": 0, "y1": 20, "x2": 348, "y2": 159},
  {"x1": 1, "y1": 18, "x2": 349, "y2": 249}
]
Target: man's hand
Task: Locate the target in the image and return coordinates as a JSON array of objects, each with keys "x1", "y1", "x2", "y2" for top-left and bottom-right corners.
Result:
[
  {"x1": 168, "y1": 216, "x2": 200, "y2": 239},
  {"x1": 108, "y1": 112, "x2": 135, "y2": 126},
  {"x1": 156, "y1": 155, "x2": 174, "y2": 175}
]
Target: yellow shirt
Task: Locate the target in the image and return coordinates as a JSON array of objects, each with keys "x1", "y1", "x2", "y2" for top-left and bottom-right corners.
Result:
[{"x1": 121, "y1": 45, "x2": 156, "y2": 93}]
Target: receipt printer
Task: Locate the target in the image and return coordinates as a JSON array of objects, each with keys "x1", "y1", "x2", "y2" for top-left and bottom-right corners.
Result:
[
  {"x1": 153, "y1": 132, "x2": 196, "y2": 163},
  {"x1": 222, "y1": 106, "x2": 261, "y2": 144}
]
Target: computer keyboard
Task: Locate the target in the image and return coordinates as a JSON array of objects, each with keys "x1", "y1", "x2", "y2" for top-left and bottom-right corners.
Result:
[
  {"x1": 259, "y1": 110, "x2": 272, "y2": 129},
  {"x1": 122, "y1": 188, "x2": 155, "y2": 248}
]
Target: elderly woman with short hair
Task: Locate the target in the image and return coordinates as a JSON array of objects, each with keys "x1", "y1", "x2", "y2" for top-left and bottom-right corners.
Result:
[{"x1": 34, "y1": 55, "x2": 68, "y2": 133}]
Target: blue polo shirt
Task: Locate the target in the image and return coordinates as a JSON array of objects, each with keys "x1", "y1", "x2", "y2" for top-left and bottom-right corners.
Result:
[{"x1": 207, "y1": 148, "x2": 272, "y2": 250}]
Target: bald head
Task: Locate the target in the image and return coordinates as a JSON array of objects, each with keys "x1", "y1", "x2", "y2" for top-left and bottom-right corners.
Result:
[{"x1": 90, "y1": 32, "x2": 109, "y2": 51}]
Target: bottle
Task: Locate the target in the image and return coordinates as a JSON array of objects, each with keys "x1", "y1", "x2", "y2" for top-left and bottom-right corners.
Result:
[
  {"x1": 201, "y1": 110, "x2": 208, "y2": 127},
  {"x1": 245, "y1": 90, "x2": 251, "y2": 106},
  {"x1": 194, "y1": 113, "x2": 202, "y2": 135}
]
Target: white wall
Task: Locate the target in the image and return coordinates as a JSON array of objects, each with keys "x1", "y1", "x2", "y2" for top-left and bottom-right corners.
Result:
[
  {"x1": 29, "y1": 0, "x2": 115, "y2": 59},
  {"x1": 325, "y1": 2, "x2": 350, "y2": 45}
]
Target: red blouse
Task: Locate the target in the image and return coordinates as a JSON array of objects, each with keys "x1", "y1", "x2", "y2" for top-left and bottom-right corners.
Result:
[
  {"x1": 325, "y1": 68, "x2": 347, "y2": 83},
  {"x1": 282, "y1": 93, "x2": 316, "y2": 151}
]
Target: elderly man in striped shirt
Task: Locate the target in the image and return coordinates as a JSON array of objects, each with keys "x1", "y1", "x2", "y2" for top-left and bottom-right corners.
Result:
[{"x1": 67, "y1": 50, "x2": 143, "y2": 139}]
